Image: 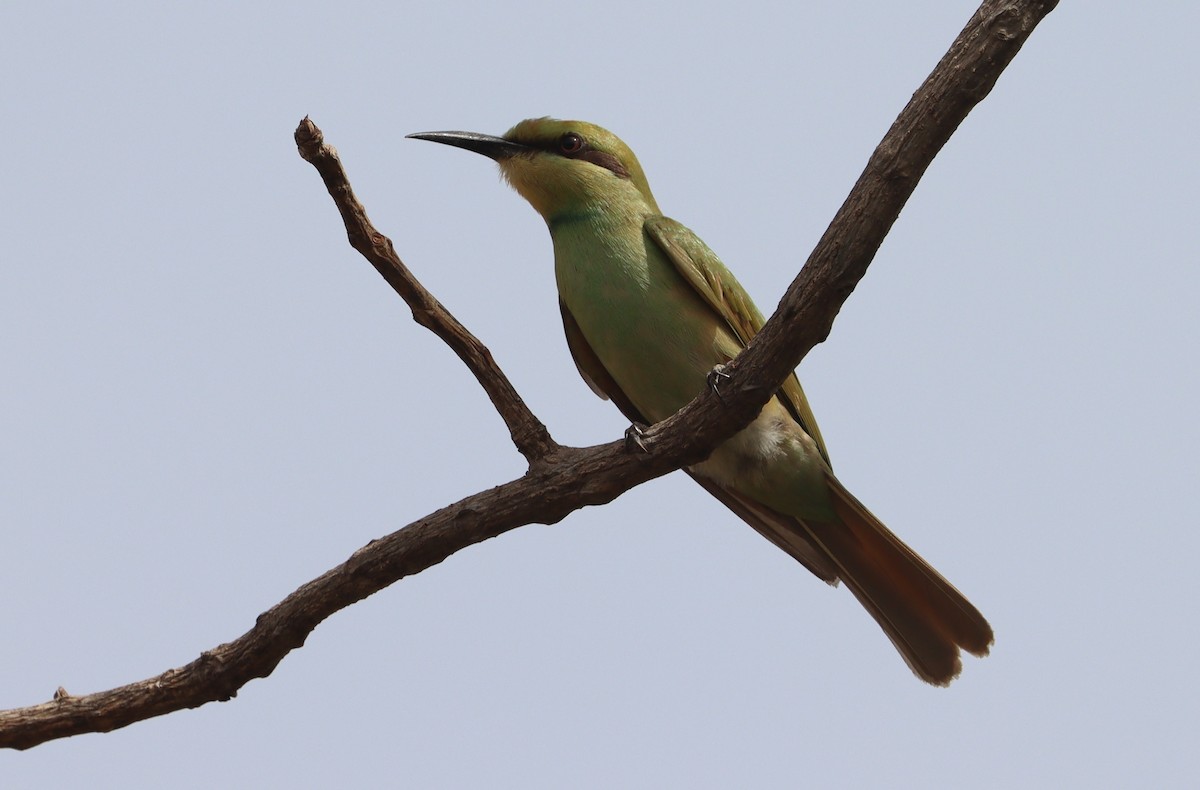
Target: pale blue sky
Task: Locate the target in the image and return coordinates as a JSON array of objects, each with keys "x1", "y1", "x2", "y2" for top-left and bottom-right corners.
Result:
[{"x1": 3, "y1": 1, "x2": 1197, "y2": 787}]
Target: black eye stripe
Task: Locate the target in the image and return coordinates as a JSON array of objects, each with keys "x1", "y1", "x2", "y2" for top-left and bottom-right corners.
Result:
[
  {"x1": 528, "y1": 133, "x2": 631, "y2": 180},
  {"x1": 579, "y1": 150, "x2": 630, "y2": 179}
]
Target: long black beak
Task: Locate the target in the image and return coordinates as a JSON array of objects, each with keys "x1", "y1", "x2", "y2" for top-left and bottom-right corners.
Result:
[{"x1": 406, "y1": 131, "x2": 531, "y2": 161}]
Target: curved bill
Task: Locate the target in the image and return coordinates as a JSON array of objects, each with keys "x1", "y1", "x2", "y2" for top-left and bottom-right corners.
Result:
[{"x1": 406, "y1": 131, "x2": 531, "y2": 161}]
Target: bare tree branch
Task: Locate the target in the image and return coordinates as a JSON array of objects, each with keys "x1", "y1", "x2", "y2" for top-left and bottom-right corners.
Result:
[
  {"x1": 294, "y1": 124, "x2": 559, "y2": 463},
  {"x1": 0, "y1": 0, "x2": 1057, "y2": 751}
]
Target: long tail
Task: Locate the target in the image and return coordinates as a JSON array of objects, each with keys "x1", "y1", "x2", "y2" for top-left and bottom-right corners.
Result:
[
  {"x1": 693, "y1": 470, "x2": 993, "y2": 685},
  {"x1": 800, "y1": 471, "x2": 993, "y2": 685}
]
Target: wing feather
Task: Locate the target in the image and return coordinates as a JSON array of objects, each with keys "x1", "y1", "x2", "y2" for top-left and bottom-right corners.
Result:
[
  {"x1": 644, "y1": 216, "x2": 831, "y2": 466},
  {"x1": 558, "y1": 297, "x2": 840, "y2": 585}
]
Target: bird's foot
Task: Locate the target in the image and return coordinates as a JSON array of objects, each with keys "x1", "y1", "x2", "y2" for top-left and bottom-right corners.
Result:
[
  {"x1": 624, "y1": 422, "x2": 650, "y2": 454},
  {"x1": 707, "y1": 364, "x2": 731, "y2": 400}
]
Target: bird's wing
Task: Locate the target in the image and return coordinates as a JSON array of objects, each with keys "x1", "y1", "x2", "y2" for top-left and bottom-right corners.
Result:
[
  {"x1": 644, "y1": 216, "x2": 831, "y2": 466},
  {"x1": 558, "y1": 297, "x2": 840, "y2": 583},
  {"x1": 559, "y1": 299, "x2": 644, "y2": 422}
]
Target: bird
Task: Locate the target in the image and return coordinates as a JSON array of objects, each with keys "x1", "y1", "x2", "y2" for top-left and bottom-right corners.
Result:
[{"x1": 408, "y1": 118, "x2": 993, "y2": 685}]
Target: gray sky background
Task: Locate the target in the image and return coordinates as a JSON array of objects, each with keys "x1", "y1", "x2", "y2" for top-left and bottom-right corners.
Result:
[{"x1": 3, "y1": 1, "x2": 1196, "y2": 787}]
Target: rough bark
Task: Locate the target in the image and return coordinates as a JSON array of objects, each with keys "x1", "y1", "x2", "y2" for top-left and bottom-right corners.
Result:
[{"x1": 0, "y1": 0, "x2": 1058, "y2": 750}]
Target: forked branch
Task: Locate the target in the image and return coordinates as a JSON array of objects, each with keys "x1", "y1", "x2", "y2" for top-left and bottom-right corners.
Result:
[{"x1": 0, "y1": 0, "x2": 1057, "y2": 750}]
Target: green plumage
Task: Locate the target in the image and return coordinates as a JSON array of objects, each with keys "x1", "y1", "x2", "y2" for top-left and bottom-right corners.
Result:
[{"x1": 409, "y1": 118, "x2": 993, "y2": 685}]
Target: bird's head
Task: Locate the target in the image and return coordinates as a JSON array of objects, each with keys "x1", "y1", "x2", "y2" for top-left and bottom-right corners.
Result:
[{"x1": 409, "y1": 118, "x2": 659, "y2": 222}]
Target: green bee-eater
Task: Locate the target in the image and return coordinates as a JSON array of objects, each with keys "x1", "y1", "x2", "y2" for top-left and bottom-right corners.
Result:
[{"x1": 409, "y1": 118, "x2": 993, "y2": 685}]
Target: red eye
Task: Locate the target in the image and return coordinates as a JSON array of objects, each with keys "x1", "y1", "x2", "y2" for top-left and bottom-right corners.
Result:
[{"x1": 559, "y1": 132, "x2": 584, "y2": 154}]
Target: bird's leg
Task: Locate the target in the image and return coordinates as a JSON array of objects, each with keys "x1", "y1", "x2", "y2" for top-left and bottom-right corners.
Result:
[
  {"x1": 707, "y1": 363, "x2": 731, "y2": 401},
  {"x1": 624, "y1": 422, "x2": 650, "y2": 454}
]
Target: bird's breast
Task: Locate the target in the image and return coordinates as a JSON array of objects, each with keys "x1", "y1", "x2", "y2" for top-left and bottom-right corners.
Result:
[{"x1": 552, "y1": 217, "x2": 735, "y2": 423}]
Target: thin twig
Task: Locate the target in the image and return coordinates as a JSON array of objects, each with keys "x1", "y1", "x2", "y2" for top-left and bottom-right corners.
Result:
[{"x1": 295, "y1": 122, "x2": 558, "y2": 463}]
